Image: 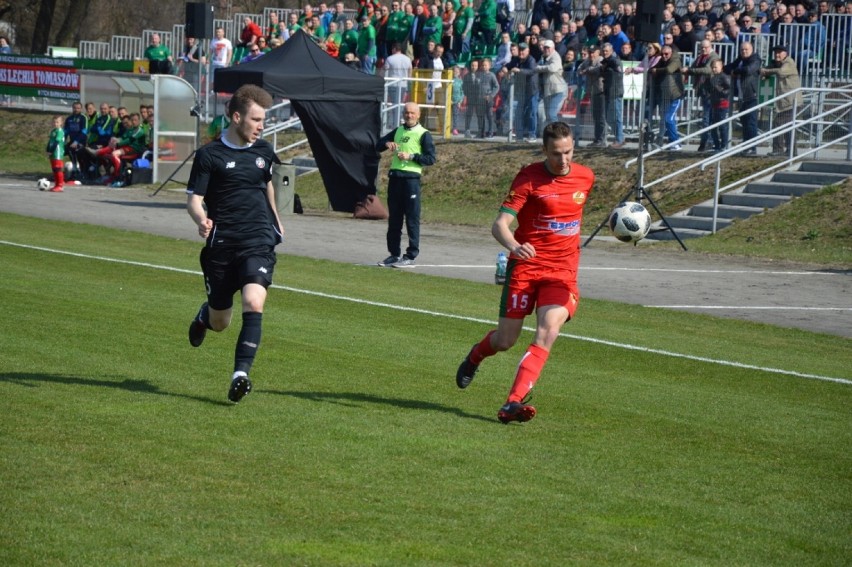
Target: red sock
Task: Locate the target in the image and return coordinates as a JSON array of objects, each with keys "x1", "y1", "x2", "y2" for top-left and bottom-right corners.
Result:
[
  {"x1": 507, "y1": 344, "x2": 550, "y2": 403},
  {"x1": 110, "y1": 155, "x2": 122, "y2": 180},
  {"x1": 470, "y1": 330, "x2": 497, "y2": 365},
  {"x1": 51, "y1": 159, "x2": 64, "y2": 187}
]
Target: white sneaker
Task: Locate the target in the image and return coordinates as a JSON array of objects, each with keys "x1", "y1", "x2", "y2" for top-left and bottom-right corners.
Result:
[{"x1": 377, "y1": 255, "x2": 401, "y2": 267}]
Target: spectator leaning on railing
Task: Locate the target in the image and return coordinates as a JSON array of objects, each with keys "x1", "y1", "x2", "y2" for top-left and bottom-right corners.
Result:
[{"x1": 760, "y1": 44, "x2": 803, "y2": 156}]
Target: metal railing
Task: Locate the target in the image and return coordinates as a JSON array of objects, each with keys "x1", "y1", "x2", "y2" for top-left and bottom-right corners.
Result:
[
  {"x1": 623, "y1": 84, "x2": 852, "y2": 233},
  {"x1": 78, "y1": 41, "x2": 111, "y2": 60}
]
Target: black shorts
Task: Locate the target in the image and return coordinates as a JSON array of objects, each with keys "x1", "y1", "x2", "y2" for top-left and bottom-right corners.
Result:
[{"x1": 199, "y1": 246, "x2": 277, "y2": 310}]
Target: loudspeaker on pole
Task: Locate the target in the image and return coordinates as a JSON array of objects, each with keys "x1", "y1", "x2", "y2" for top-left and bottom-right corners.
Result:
[
  {"x1": 635, "y1": 0, "x2": 664, "y2": 43},
  {"x1": 186, "y1": 2, "x2": 215, "y2": 39}
]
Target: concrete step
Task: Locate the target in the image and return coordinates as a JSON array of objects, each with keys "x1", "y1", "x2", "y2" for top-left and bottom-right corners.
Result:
[
  {"x1": 719, "y1": 192, "x2": 792, "y2": 209},
  {"x1": 690, "y1": 203, "x2": 765, "y2": 219},
  {"x1": 744, "y1": 181, "x2": 826, "y2": 196},
  {"x1": 771, "y1": 171, "x2": 848, "y2": 186},
  {"x1": 660, "y1": 214, "x2": 734, "y2": 231},
  {"x1": 643, "y1": 159, "x2": 851, "y2": 242},
  {"x1": 645, "y1": 226, "x2": 710, "y2": 240},
  {"x1": 798, "y1": 160, "x2": 852, "y2": 175}
]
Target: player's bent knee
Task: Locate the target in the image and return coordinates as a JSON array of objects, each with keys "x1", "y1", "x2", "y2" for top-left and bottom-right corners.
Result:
[
  {"x1": 208, "y1": 310, "x2": 232, "y2": 332},
  {"x1": 491, "y1": 333, "x2": 519, "y2": 352}
]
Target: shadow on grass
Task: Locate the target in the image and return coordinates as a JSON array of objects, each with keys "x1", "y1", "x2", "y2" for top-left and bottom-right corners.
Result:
[
  {"x1": 102, "y1": 200, "x2": 185, "y2": 209},
  {"x1": 267, "y1": 389, "x2": 494, "y2": 423},
  {"x1": 0, "y1": 372, "x2": 232, "y2": 407}
]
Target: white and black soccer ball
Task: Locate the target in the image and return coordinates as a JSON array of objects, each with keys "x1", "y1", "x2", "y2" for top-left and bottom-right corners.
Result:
[
  {"x1": 608, "y1": 201, "x2": 652, "y2": 243},
  {"x1": 37, "y1": 178, "x2": 51, "y2": 191}
]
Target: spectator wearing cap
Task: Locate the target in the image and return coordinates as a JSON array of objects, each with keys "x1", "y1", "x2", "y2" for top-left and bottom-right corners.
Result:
[
  {"x1": 695, "y1": 1, "x2": 716, "y2": 27},
  {"x1": 758, "y1": 11, "x2": 772, "y2": 33},
  {"x1": 357, "y1": 14, "x2": 377, "y2": 74},
  {"x1": 760, "y1": 45, "x2": 802, "y2": 156},
  {"x1": 694, "y1": 12, "x2": 710, "y2": 35},
  {"x1": 535, "y1": 39, "x2": 569, "y2": 128}
]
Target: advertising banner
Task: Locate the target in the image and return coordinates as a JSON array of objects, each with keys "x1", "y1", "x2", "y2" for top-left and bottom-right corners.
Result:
[{"x1": 0, "y1": 55, "x2": 138, "y2": 100}]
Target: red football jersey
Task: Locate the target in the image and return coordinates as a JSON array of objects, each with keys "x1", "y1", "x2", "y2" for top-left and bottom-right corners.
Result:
[{"x1": 500, "y1": 161, "x2": 595, "y2": 273}]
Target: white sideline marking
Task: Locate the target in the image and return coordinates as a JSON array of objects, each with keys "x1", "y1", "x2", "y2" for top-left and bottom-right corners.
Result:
[
  {"x1": 650, "y1": 305, "x2": 852, "y2": 311},
  {"x1": 2, "y1": 239, "x2": 850, "y2": 386},
  {"x1": 581, "y1": 267, "x2": 843, "y2": 276},
  {"x1": 404, "y1": 264, "x2": 844, "y2": 277}
]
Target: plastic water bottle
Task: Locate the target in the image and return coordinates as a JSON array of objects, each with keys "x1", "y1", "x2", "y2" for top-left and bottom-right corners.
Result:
[{"x1": 495, "y1": 251, "x2": 508, "y2": 285}]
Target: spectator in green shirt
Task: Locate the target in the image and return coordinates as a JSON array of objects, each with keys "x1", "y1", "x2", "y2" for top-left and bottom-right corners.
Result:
[
  {"x1": 357, "y1": 15, "x2": 377, "y2": 74},
  {"x1": 145, "y1": 33, "x2": 173, "y2": 75},
  {"x1": 478, "y1": 0, "x2": 498, "y2": 47},
  {"x1": 453, "y1": 0, "x2": 475, "y2": 56},
  {"x1": 339, "y1": 18, "x2": 360, "y2": 61},
  {"x1": 423, "y1": 4, "x2": 444, "y2": 52}
]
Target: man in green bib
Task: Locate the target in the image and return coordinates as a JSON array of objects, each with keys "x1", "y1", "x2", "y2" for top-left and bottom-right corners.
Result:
[{"x1": 376, "y1": 102, "x2": 437, "y2": 268}]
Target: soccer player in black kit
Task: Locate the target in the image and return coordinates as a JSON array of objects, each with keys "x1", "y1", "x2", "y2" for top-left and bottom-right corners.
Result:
[{"x1": 186, "y1": 84, "x2": 284, "y2": 403}]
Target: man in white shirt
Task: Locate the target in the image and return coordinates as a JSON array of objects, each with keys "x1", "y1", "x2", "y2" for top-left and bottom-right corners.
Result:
[
  {"x1": 210, "y1": 27, "x2": 233, "y2": 72},
  {"x1": 384, "y1": 42, "x2": 413, "y2": 127}
]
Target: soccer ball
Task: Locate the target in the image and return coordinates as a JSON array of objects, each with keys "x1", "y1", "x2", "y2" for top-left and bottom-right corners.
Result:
[
  {"x1": 608, "y1": 201, "x2": 652, "y2": 243},
  {"x1": 37, "y1": 178, "x2": 51, "y2": 191}
]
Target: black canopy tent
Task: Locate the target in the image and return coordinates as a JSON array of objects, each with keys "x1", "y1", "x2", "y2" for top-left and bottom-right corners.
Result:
[{"x1": 214, "y1": 30, "x2": 384, "y2": 213}]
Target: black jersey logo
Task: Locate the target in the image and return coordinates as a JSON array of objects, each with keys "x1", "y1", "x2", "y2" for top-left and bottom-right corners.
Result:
[{"x1": 255, "y1": 157, "x2": 266, "y2": 169}]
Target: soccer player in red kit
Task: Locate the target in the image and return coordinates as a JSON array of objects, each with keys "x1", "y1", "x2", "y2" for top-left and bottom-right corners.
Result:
[{"x1": 455, "y1": 121, "x2": 594, "y2": 423}]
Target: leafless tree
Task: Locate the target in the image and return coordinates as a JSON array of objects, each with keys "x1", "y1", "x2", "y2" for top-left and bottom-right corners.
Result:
[{"x1": 0, "y1": 0, "x2": 306, "y2": 54}]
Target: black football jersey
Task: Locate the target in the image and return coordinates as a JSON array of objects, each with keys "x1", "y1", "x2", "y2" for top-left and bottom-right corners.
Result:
[{"x1": 188, "y1": 136, "x2": 282, "y2": 248}]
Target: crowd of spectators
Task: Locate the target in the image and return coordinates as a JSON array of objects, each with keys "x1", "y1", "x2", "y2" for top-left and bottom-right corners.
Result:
[
  {"x1": 214, "y1": 0, "x2": 839, "y2": 146},
  {"x1": 53, "y1": 0, "x2": 851, "y2": 151}
]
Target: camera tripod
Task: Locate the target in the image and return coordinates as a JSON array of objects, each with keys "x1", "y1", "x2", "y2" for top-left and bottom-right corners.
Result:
[{"x1": 582, "y1": 55, "x2": 687, "y2": 251}]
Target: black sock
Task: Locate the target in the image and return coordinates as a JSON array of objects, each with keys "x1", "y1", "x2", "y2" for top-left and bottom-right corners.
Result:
[
  {"x1": 196, "y1": 302, "x2": 211, "y2": 329},
  {"x1": 234, "y1": 311, "x2": 262, "y2": 374}
]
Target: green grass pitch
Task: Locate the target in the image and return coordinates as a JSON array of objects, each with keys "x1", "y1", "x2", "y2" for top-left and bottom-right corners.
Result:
[{"x1": 0, "y1": 213, "x2": 850, "y2": 566}]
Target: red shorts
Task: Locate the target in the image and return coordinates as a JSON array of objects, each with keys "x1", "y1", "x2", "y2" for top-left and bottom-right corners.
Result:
[{"x1": 498, "y1": 261, "x2": 580, "y2": 320}]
